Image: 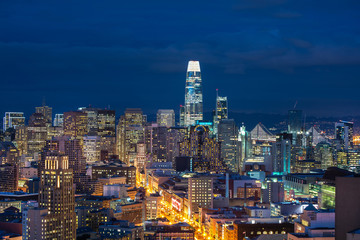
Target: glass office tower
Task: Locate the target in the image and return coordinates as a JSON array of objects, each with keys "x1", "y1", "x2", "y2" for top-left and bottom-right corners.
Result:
[{"x1": 184, "y1": 61, "x2": 203, "y2": 126}]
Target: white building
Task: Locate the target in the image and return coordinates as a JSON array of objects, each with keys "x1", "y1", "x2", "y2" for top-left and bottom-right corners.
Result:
[{"x1": 83, "y1": 135, "x2": 101, "y2": 163}]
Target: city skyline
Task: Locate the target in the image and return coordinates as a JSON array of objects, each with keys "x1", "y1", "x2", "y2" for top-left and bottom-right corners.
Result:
[{"x1": 1, "y1": 1, "x2": 360, "y2": 117}]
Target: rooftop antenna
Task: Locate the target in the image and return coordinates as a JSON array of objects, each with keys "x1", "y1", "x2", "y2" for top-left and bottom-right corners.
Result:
[
  {"x1": 42, "y1": 96, "x2": 46, "y2": 107},
  {"x1": 293, "y1": 100, "x2": 298, "y2": 109}
]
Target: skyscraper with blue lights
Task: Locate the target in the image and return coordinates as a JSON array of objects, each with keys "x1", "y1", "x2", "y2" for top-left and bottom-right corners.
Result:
[{"x1": 184, "y1": 61, "x2": 203, "y2": 126}]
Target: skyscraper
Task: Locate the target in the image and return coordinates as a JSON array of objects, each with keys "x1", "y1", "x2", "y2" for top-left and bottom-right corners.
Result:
[
  {"x1": 3, "y1": 112, "x2": 25, "y2": 131},
  {"x1": 335, "y1": 120, "x2": 354, "y2": 150},
  {"x1": 35, "y1": 153, "x2": 76, "y2": 239},
  {"x1": 288, "y1": 110, "x2": 302, "y2": 134},
  {"x1": 53, "y1": 114, "x2": 64, "y2": 127},
  {"x1": 213, "y1": 89, "x2": 228, "y2": 135},
  {"x1": 273, "y1": 136, "x2": 291, "y2": 174},
  {"x1": 157, "y1": 109, "x2": 175, "y2": 128},
  {"x1": 184, "y1": 61, "x2": 203, "y2": 126},
  {"x1": 35, "y1": 105, "x2": 52, "y2": 125},
  {"x1": 179, "y1": 125, "x2": 224, "y2": 172},
  {"x1": 218, "y1": 119, "x2": 239, "y2": 173},
  {"x1": 188, "y1": 175, "x2": 213, "y2": 217},
  {"x1": 63, "y1": 111, "x2": 88, "y2": 137},
  {"x1": 179, "y1": 105, "x2": 185, "y2": 127},
  {"x1": 116, "y1": 108, "x2": 145, "y2": 165}
]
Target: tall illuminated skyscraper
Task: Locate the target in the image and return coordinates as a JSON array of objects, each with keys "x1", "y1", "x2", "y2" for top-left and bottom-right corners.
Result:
[
  {"x1": 213, "y1": 89, "x2": 228, "y2": 135},
  {"x1": 184, "y1": 61, "x2": 203, "y2": 126},
  {"x1": 116, "y1": 108, "x2": 145, "y2": 165},
  {"x1": 24, "y1": 153, "x2": 76, "y2": 239}
]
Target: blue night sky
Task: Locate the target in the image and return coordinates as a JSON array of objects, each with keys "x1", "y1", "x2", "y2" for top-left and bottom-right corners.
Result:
[{"x1": 1, "y1": 0, "x2": 360, "y2": 118}]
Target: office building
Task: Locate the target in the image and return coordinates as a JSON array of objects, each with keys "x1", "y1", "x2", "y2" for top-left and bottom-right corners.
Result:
[
  {"x1": 273, "y1": 136, "x2": 291, "y2": 174},
  {"x1": 97, "y1": 109, "x2": 116, "y2": 136},
  {"x1": 335, "y1": 120, "x2": 354, "y2": 150},
  {"x1": 179, "y1": 105, "x2": 185, "y2": 127},
  {"x1": 179, "y1": 125, "x2": 224, "y2": 172},
  {"x1": 79, "y1": 108, "x2": 116, "y2": 136},
  {"x1": 53, "y1": 114, "x2": 64, "y2": 127},
  {"x1": 92, "y1": 162, "x2": 136, "y2": 186},
  {"x1": 99, "y1": 220, "x2": 144, "y2": 240},
  {"x1": 218, "y1": 119, "x2": 240, "y2": 173},
  {"x1": 0, "y1": 164, "x2": 18, "y2": 192},
  {"x1": 0, "y1": 141, "x2": 19, "y2": 165},
  {"x1": 144, "y1": 123, "x2": 168, "y2": 163},
  {"x1": 157, "y1": 109, "x2": 175, "y2": 128},
  {"x1": 213, "y1": 90, "x2": 228, "y2": 135},
  {"x1": 262, "y1": 181, "x2": 284, "y2": 203},
  {"x1": 146, "y1": 193, "x2": 162, "y2": 220},
  {"x1": 63, "y1": 111, "x2": 88, "y2": 137},
  {"x1": 27, "y1": 153, "x2": 76, "y2": 239},
  {"x1": 184, "y1": 61, "x2": 203, "y2": 126},
  {"x1": 35, "y1": 105, "x2": 52, "y2": 125},
  {"x1": 26, "y1": 113, "x2": 48, "y2": 154},
  {"x1": 3, "y1": 112, "x2": 25, "y2": 131},
  {"x1": 314, "y1": 141, "x2": 333, "y2": 170},
  {"x1": 188, "y1": 175, "x2": 213, "y2": 217},
  {"x1": 288, "y1": 110, "x2": 302, "y2": 134},
  {"x1": 83, "y1": 135, "x2": 101, "y2": 163},
  {"x1": 40, "y1": 137, "x2": 86, "y2": 192},
  {"x1": 116, "y1": 108, "x2": 145, "y2": 165},
  {"x1": 166, "y1": 127, "x2": 187, "y2": 165}
]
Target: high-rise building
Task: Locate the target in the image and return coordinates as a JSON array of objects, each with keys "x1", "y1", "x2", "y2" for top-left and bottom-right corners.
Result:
[
  {"x1": 35, "y1": 153, "x2": 76, "y2": 239},
  {"x1": 184, "y1": 61, "x2": 203, "y2": 126},
  {"x1": 213, "y1": 90, "x2": 228, "y2": 135},
  {"x1": 78, "y1": 108, "x2": 116, "y2": 136},
  {"x1": 97, "y1": 109, "x2": 116, "y2": 137},
  {"x1": 166, "y1": 127, "x2": 187, "y2": 165},
  {"x1": 116, "y1": 108, "x2": 145, "y2": 165},
  {"x1": 144, "y1": 123, "x2": 168, "y2": 163},
  {"x1": 288, "y1": 110, "x2": 302, "y2": 134},
  {"x1": 188, "y1": 175, "x2": 213, "y2": 217},
  {"x1": 0, "y1": 164, "x2": 18, "y2": 192},
  {"x1": 262, "y1": 181, "x2": 284, "y2": 203},
  {"x1": 272, "y1": 136, "x2": 291, "y2": 174},
  {"x1": 335, "y1": 120, "x2": 354, "y2": 150},
  {"x1": 53, "y1": 114, "x2": 64, "y2": 127},
  {"x1": 63, "y1": 111, "x2": 88, "y2": 137},
  {"x1": 218, "y1": 119, "x2": 239, "y2": 173},
  {"x1": 35, "y1": 105, "x2": 52, "y2": 125},
  {"x1": 179, "y1": 125, "x2": 224, "y2": 172},
  {"x1": 3, "y1": 112, "x2": 25, "y2": 131},
  {"x1": 40, "y1": 137, "x2": 86, "y2": 193},
  {"x1": 156, "y1": 109, "x2": 175, "y2": 128},
  {"x1": 314, "y1": 141, "x2": 333, "y2": 170},
  {"x1": 239, "y1": 125, "x2": 251, "y2": 172},
  {"x1": 179, "y1": 105, "x2": 185, "y2": 127},
  {"x1": 83, "y1": 136, "x2": 101, "y2": 163}
]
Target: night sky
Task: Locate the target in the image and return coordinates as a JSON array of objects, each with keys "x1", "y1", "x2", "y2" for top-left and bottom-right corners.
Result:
[{"x1": 1, "y1": 0, "x2": 360, "y2": 118}]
